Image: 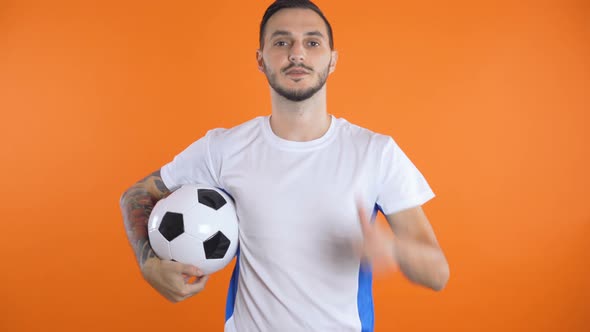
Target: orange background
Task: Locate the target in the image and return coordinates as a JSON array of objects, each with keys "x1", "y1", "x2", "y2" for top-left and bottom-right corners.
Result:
[{"x1": 1, "y1": 0, "x2": 588, "y2": 331}]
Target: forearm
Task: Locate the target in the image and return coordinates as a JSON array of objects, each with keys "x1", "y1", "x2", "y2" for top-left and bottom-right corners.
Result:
[
  {"x1": 120, "y1": 171, "x2": 170, "y2": 269},
  {"x1": 394, "y1": 238, "x2": 449, "y2": 291}
]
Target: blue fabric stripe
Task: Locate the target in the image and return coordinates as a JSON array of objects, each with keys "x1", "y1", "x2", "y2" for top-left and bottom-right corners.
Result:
[
  {"x1": 357, "y1": 262, "x2": 374, "y2": 331},
  {"x1": 225, "y1": 245, "x2": 240, "y2": 321},
  {"x1": 215, "y1": 187, "x2": 239, "y2": 322},
  {"x1": 357, "y1": 204, "x2": 380, "y2": 332},
  {"x1": 375, "y1": 203, "x2": 384, "y2": 217}
]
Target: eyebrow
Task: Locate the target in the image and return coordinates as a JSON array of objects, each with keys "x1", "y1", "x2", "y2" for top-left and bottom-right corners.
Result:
[{"x1": 269, "y1": 30, "x2": 325, "y2": 39}]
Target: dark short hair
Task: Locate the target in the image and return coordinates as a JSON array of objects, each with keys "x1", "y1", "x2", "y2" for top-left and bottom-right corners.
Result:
[{"x1": 259, "y1": 0, "x2": 334, "y2": 50}]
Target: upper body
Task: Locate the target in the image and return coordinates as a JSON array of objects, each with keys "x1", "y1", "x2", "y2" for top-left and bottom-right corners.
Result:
[
  {"x1": 120, "y1": 1, "x2": 449, "y2": 331},
  {"x1": 160, "y1": 114, "x2": 437, "y2": 331}
]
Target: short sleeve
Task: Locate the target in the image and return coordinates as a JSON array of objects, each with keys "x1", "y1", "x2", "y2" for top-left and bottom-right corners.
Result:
[
  {"x1": 376, "y1": 137, "x2": 435, "y2": 215},
  {"x1": 160, "y1": 129, "x2": 224, "y2": 191}
]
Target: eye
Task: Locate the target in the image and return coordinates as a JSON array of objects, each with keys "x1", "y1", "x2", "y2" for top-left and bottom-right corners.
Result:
[
  {"x1": 308, "y1": 41, "x2": 320, "y2": 47},
  {"x1": 274, "y1": 40, "x2": 288, "y2": 47}
]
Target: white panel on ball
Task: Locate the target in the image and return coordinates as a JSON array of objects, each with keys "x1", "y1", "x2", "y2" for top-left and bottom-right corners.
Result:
[
  {"x1": 168, "y1": 233, "x2": 208, "y2": 270},
  {"x1": 217, "y1": 203, "x2": 239, "y2": 243},
  {"x1": 148, "y1": 229, "x2": 172, "y2": 260},
  {"x1": 183, "y1": 203, "x2": 222, "y2": 241},
  {"x1": 164, "y1": 185, "x2": 200, "y2": 213}
]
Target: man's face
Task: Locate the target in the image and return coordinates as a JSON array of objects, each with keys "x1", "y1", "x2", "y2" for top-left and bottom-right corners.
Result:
[{"x1": 257, "y1": 8, "x2": 337, "y2": 102}]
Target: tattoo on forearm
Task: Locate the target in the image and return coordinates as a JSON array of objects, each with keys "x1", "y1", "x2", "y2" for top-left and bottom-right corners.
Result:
[
  {"x1": 139, "y1": 239, "x2": 157, "y2": 265},
  {"x1": 155, "y1": 179, "x2": 168, "y2": 193},
  {"x1": 121, "y1": 170, "x2": 170, "y2": 267}
]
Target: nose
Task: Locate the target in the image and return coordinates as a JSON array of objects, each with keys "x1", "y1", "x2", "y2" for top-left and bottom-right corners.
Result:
[
  {"x1": 288, "y1": 42, "x2": 305, "y2": 64},
  {"x1": 289, "y1": 53, "x2": 304, "y2": 63}
]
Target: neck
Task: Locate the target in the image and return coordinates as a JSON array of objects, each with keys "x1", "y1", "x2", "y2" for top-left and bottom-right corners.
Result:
[{"x1": 269, "y1": 85, "x2": 331, "y2": 142}]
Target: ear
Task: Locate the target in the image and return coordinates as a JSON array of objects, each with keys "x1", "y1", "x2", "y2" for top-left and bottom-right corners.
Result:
[
  {"x1": 256, "y1": 49, "x2": 265, "y2": 73},
  {"x1": 328, "y1": 50, "x2": 338, "y2": 74}
]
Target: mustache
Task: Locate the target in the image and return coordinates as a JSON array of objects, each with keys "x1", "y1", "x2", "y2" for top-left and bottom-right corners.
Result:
[{"x1": 282, "y1": 63, "x2": 313, "y2": 73}]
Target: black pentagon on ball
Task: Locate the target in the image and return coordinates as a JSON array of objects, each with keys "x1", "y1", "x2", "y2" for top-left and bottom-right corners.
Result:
[
  {"x1": 198, "y1": 189, "x2": 227, "y2": 210},
  {"x1": 203, "y1": 231, "x2": 230, "y2": 259},
  {"x1": 159, "y1": 212, "x2": 184, "y2": 241}
]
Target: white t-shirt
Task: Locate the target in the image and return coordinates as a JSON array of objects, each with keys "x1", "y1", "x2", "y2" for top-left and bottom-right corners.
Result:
[{"x1": 161, "y1": 115, "x2": 435, "y2": 332}]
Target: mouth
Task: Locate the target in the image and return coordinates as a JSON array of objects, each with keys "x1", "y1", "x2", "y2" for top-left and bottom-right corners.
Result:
[{"x1": 285, "y1": 70, "x2": 310, "y2": 78}]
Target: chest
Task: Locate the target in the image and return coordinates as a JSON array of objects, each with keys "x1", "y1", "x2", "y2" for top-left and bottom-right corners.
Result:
[{"x1": 220, "y1": 145, "x2": 379, "y2": 242}]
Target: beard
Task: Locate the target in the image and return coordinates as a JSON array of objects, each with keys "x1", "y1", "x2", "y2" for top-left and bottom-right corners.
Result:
[{"x1": 263, "y1": 61, "x2": 330, "y2": 102}]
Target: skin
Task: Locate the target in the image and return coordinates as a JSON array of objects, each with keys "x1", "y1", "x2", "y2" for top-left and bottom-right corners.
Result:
[
  {"x1": 120, "y1": 7, "x2": 449, "y2": 304},
  {"x1": 259, "y1": 8, "x2": 449, "y2": 291},
  {"x1": 256, "y1": 8, "x2": 338, "y2": 142},
  {"x1": 120, "y1": 170, "x2": 209, "y2": 303},
  {"x1": 358, "y1": 203, "x2": 450, "y2": 291}
]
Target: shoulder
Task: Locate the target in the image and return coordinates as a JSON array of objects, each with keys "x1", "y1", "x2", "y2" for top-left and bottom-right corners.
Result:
[
  {"x1": 333, "y1": 116, "x2": 394, "y2": 150},
  {"x1": 205, "y1": 116, "x2": 265, "y2": 143},
  {"x1": 207, "y1": 116, "x2": 264, "y2": 137},
  {"x1": 199, "y1": 116, "x2": 267, "y2": 160}
]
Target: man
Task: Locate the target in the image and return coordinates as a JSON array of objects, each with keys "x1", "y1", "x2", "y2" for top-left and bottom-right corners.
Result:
[{"x1": 120, "y1": 0, "x2": 449, "y2": 331}]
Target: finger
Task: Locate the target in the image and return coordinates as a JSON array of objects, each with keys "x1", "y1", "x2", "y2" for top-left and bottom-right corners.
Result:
[
  {"x1": 182, "y1": 275, "x2": 209, "y2": 298},
  {"x1": 182, "y1": 273, "x2": 196, "y2": 284},
  {"x1": 356, "y1": 200, "x2": 372, "y2": 236},
  {"x1": 181, "y1": 264, "x2": 204, "y2": 277}
]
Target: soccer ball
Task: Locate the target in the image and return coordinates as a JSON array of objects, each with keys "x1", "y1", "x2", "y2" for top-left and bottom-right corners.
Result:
[{"x1": 147, "y1": 184, "x2": 239, "y2": 275}]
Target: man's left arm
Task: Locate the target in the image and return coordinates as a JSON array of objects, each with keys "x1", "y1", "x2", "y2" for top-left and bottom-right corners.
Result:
[{"x1": 386, "y1": 206, "x2": 450, "y2": 291}]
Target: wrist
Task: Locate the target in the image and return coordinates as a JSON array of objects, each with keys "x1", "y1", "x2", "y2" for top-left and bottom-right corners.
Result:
[{"x1": 141, "y1": 256, "x2": 160, "y2": 280}]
